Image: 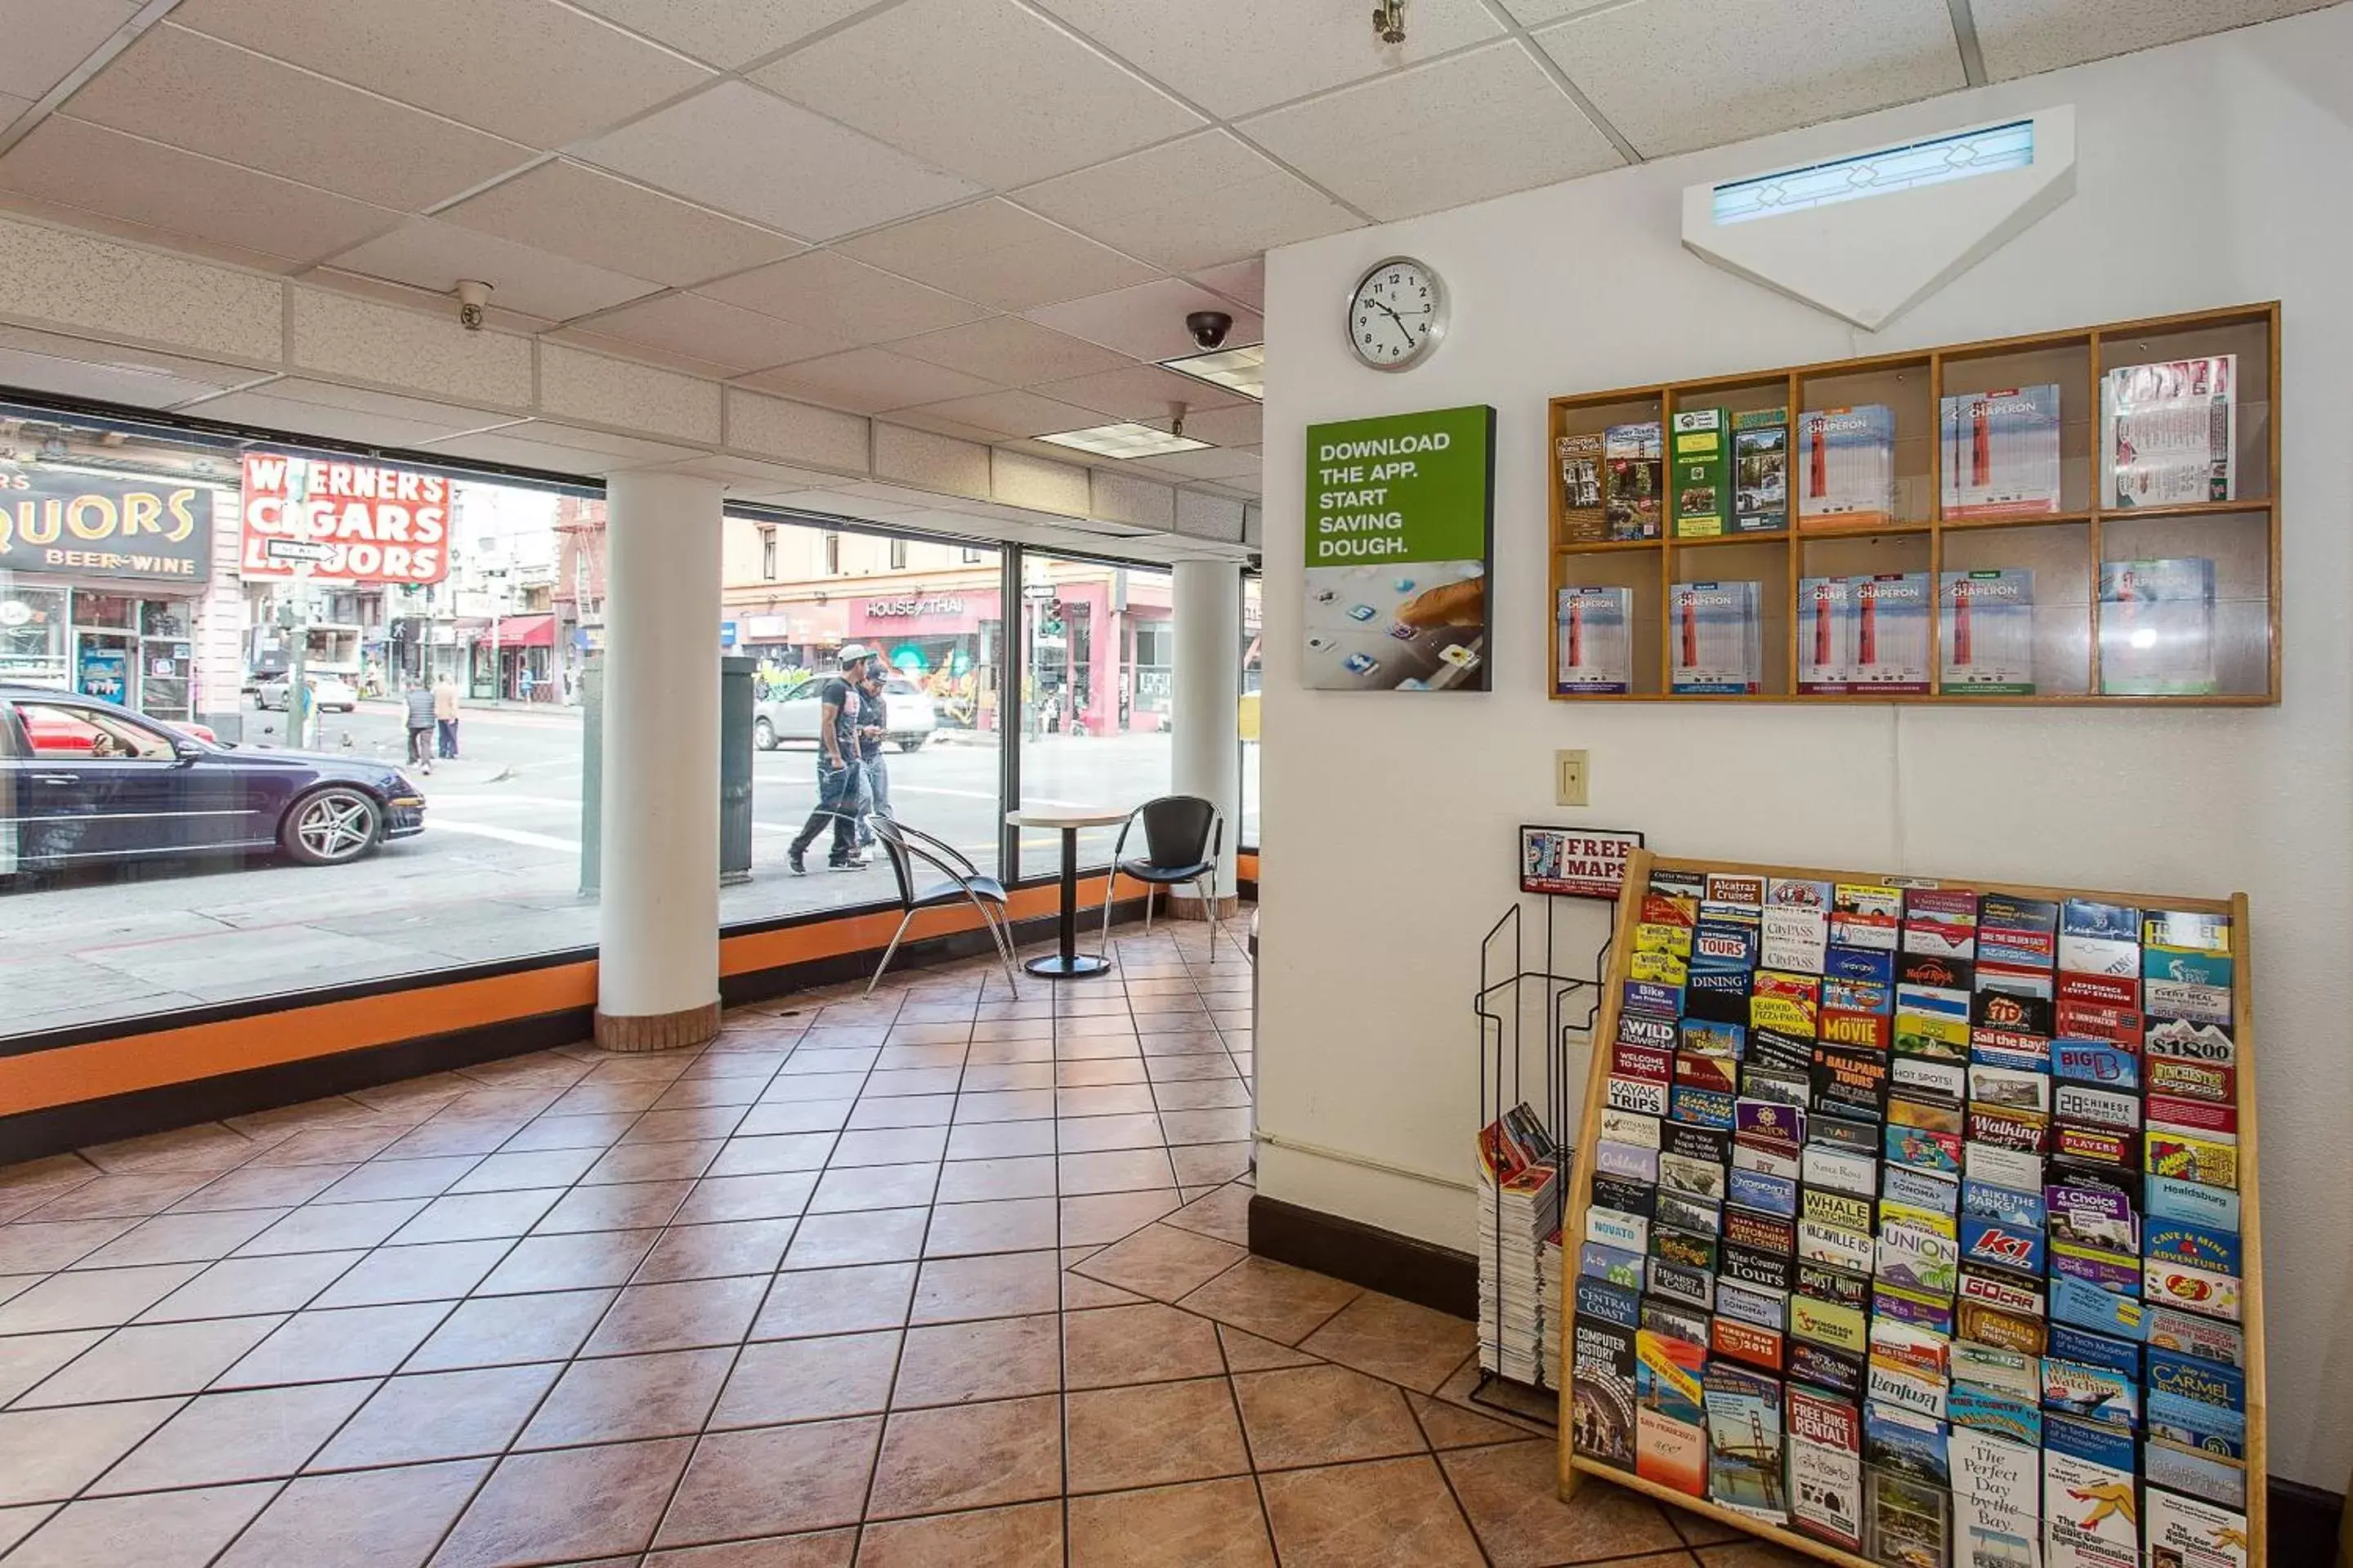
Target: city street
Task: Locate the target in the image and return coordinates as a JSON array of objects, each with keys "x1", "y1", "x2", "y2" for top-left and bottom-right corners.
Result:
[{"x1": 2, "y1": 699, "x2": 1200, "y2": 1039}]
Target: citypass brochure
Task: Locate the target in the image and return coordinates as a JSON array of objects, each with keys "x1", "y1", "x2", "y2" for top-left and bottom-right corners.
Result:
[{"x1": 1568, "y1": 861, "x2": 2253, "y2": 1568}]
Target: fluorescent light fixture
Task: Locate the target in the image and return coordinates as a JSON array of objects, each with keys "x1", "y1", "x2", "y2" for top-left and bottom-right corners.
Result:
[
  {"x1": 1158, "y1": 343, "x2": 1264, "y2": 400},
  {"x1": 1036, "y1": 422, "x2": 1212, "y2": 459},
  {"x1": 1712, "y1": 119, "x2": 2035, "y2": 226}
]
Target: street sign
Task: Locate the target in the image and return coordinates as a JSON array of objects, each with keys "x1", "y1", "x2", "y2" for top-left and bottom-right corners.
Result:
[{"x1": 266, "y1": 538, "x2": 337, "y2": 563}]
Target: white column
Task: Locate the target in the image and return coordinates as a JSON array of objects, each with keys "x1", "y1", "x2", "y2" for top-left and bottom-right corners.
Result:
[
  {"x1": 595, "y1": 471, "x2": 723, "y2": 1051},
  {"x1": 1171, "y1": 557, "x2": 1242, "y2": 906}
]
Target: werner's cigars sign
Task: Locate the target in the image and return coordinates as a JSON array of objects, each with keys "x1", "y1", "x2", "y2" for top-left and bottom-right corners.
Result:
[
  {"x1": 0, "y1": 464, "x2": 215, "y2": 582},
  {"x1": 239, "y1": 453, "x2": 452, "y2": 583}
]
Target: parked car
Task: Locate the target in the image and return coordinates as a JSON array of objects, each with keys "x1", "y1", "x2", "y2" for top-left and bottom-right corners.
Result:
[
  {"x1": 22, "y1": 712, "x2": 218, "y2": 752},
  {"x1": 754, "y1": 673, "x2": 938, "y2": 753},
  {"x1": 0, "y1": 686, "x2": 425, "y2": 872},
  {"x1": 254, "y1": 673, "x2": 360, "y2": 713}
]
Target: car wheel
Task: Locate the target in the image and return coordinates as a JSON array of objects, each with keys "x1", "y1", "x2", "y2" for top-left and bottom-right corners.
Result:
[
  {"x1": 894, "y1": 734, "x2": 926, "y2": 753},
  {"x1": 280, "y1": 787, "x2": 382, "y2": 866},
  {"x1": 754, "y1": 717, "x2": 776, "y2": 751}
]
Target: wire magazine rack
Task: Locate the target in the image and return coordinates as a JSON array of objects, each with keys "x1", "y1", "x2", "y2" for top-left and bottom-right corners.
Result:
[{"x1": 1469, "y1": 897, "x2": 1609, "y2": 1419}]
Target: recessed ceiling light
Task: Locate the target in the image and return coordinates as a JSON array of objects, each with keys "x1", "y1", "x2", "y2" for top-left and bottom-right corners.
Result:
[
  {"x1": 1159, "y1": 343, "x2": 1264, "y2": 401},
  {"x1": 1036, "y1": 422, "x2": 1212, "y2": 459}
]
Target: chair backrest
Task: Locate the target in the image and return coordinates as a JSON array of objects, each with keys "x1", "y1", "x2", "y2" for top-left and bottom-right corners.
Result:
[
  {"x1": 866, "y1": 814, "x2": 919, "y2": 909},
  {"x1": 1137, "y1": 794, "x2": 1218, "y2": 869}
]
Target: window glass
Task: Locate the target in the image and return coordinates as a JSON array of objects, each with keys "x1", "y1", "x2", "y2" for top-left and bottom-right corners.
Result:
[
  {"x1": 1241, "y1": 573, "x2": 1262, "y2": 851},
  {"x1": 1017, "y1": 553, "x2": 1173, "y2": 878},
  {"x1": 18, "y1": 701, "x2": 176, "y2": 759}
]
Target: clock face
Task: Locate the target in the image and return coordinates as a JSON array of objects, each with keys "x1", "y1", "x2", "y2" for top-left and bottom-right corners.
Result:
[{"x1": 1349, "y1": 257, "x2": 1443, "y2": 370}]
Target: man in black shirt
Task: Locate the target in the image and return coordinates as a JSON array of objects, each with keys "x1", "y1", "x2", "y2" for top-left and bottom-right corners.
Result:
[
  {"x1": 854, "y1": 663, "x2": 892, "y2": 859},
  {"x1": 788, "y1": 644, "x2": 870, "y2": 874}
]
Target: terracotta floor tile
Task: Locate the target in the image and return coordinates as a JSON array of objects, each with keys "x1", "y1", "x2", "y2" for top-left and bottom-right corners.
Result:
[
  {"x1": 1696, "y1": 1541, "x2": 1818, "y2": 1566},
  {"x1": 1058, "y1": 1189, "x2": 1182, "y2": 1247},
  {"x1": 909, "y1": 1249, "x2": 1062, "y2": 1324},
  {"x1": 1058, "y1": 1147, "x2": 1177, "y2": 1195},
  {"x1": 446, "y1": 1148, "x2": 602, "y2": 1193},
  {"x1": 1063, "y1": 1301, "x2": 1225, "y2": 1389},
  {"x1": 645, "y1": 1530, "x2": 856, "y2": 1567},
  {"x1": 313, "y1": 1237, "x2": 511, "y2": 1307},
  {"x1": 854, "y1": 1499, "x2": 1063, "y2": 1567},
  {"x1": 1407, "y1": 1391, "x2": 1546, "y2": 1449},
  {"x1": 753, "y1": 1262, "x2": 917, "y2": 1339},
  {"x1": 1179, "y1": 1257, "x2": 1358, "y2": 1344},
  {"x1": 216, "y1": 1457, "x2": 491, "y2": 1568},
  {"x1": 0, "y1": 1503, "x2": 54, "y2": 1556},
  {"x1": 807, "y1": 1162, "x2": 941, "y2": 1213},
  {"x1": 1672, "y1": 1509, "x2": 1755, "y2": 1548},
  {"x1": 312, "y1": 1363, "x2": 563, "y2": 1469},
  {"x1": 866, "y1": 1395, "x2": 1063, "y2": 1520},
  {"x1": 582, "y1": 1275, "x2": 764, "y2": 1356},
  {"x1": 2, "y1": 1480, "x2": 275, "y2": 1568},
  {"x1": 1072, "y1": 1222, "x2": 1245, "y2": 1301},
  {"x1": 533, "y1": 1178, "x2": 696, "y2": 1233},
  {"x1": 784, "y1": 1207, "x2": 929, "y2": 1269},
  {"x1": 932, "y1": 1155, "x2": 1055, "y2": 1204},
  {"x1": 0, "y1": 1218, "x2": 137, "y2": 1274},
  {"x1": 1065, "y1": 1376, "x2": 1250, "y2": 1494},
  {"x1": 736, "y1": 1101, "x2": 857, "y2": 1138},
  {"x1": 1232, "y1": 1363, "x2": 1425, "y2": 1470},
  {"x1": 1297, "y1": 1290, "x2": 1480, "y2": 1394},
  {"x1": 631, "y1": 1217, "x2": 798, "y2": 1283},
  {"x1": 13, "y1": 1312, "x2": 283, "y2": 1405},
  {"x1": 72, "y1": 1206, "x2": 289, "y2": 1267},
  {"x1": 830, "y1": 1124, "x2": 948, "y2": 1164},
  {"x1": 315, "y1": 1158, "x2": 482, "y2": 1204},
  {"x1": 1067, "y1": 1476, "x2": 1275, "y2": 1568},
  {"x1": 893, "y1": 1314, "x2": 1061, "y2": 1406},
  {"x1": 1143, "y1": 1053, "x2": 1237, "y2": 1082},
  {"x1": 1162, "y1": 1183, "x2": 1251, "y2": 1245},
  {"x1": 235, "y1": 1197, "x2": 431, "y2": 1256},
  {"x1": 499, "y1": 1114, "x2": 637, "y2": 1153},
  {"x1": 91, "y1": 1378, "x2": 376, "y2": 1492},
  {"x1": 653, "y1": 1417, "x2": 882, "y2": 1547},
  {"x1": 0, "y1": 1398, "x2": 184, "y2": 1506},
  {"x1": 406, "y1": 1288, "x2": 617, "y2": 1371},
  {"x1": 519, "y1": 1347, "x2": 732, "y2": 1448},
  {"x1": 431, "y1": 1436, "x2": 694, "y2": 1566},
  {"x1": 960, "y1": 1062, "x2": 1056, "y2": 1092},
  {"x1": 1159, "y1": 1108, "x2": 1253, "y2": 1146},
  {"x1": 711, "y1": 1330, "x2": 901, "y2": 1427},
  {"x1": 954, "y1": 1089, "x2": 1056, "y2": 1124},
  {"x1": 0, "y1": 1329, "x2": 106, "y2": 1405},
  {"x1": 476, "y1": 1230, "x2": 660, "y2": 1295},
  {"x1": 1440, "y1": 1440, "x2": 1688, "y2": 1566},
  {"x1": 24, "y1": 1173, "x2": 212, "y2": 1222},
  {"x1": 217, "y1": 1300, "x2": 450, "y2": 1387},
  {"x1": 0, "y1": 1262, "x2": 206, "y2": 1333},
  {"x1": 1170, "y1": 1142, "x2": 1253, "y2": 1186},
  {"x1": 584, "y1": 1136, "x2": 727, "y2": 1185},
  {"x1": 847, "y1": 1095, "x2": 957, "y2": 1130},
  {"x1": 705, "y1": 1132, "x2": 838, "y2": 1177},
  {"x1": 945, "y1": 1120, "x2": 1057, "y2": 1160},
  {"x1": 1259, "y1": 1454, "x2": 1484, "y2": 1568}
]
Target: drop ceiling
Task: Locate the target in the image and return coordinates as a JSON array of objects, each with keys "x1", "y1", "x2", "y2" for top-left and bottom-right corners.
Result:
[{"x1": 0, "y1": 0, "x2": 2334, "y2": 518}]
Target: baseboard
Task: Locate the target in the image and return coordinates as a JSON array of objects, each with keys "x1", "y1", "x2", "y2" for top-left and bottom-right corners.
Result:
[
  {"x1": 1247, "y1": 1193, "x2": 1477, "y2": 1320},
  {"x1": 2270, "y1": 1476, "x2": 2345, "y2": 1568}
]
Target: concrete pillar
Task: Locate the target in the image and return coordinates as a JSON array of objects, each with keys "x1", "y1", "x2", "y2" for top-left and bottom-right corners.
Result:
[
  {"x1": 594, "y1": 471, "x2": 724, "y2": 1052},
  {"x1": 1170, "y1": 557, "x2": 1242, "y2": 916}
]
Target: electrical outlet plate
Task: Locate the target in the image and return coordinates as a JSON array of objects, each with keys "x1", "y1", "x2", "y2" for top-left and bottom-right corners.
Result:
[{"x1": 1556, "y1": 749, "x2": 1589, "y2": 806}]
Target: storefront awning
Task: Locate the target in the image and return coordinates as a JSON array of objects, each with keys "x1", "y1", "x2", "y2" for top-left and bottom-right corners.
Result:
[{"x1": 474, "y1": 614, "x2": 555, "y2": 648}]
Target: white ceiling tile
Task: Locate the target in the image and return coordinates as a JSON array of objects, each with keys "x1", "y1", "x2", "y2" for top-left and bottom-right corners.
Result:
[
  {"x1": 0, "y1": 0, "x2": 138, "y2": 101},
  {"x1": 1492, "y1": 0, "x2": 1622, "y2": 25},
  {"x1": 0, "y1": 118, "x2": 399, "y2": 266},
  {"x1": 1241, "y1": 41, "x2": 1622, "y2": 221},
  {"x1": 901, "y1": 390, "x2": 1105, "y2": 440},
  {"x1": 991, "y1": 449, "x2": 1089, "y2": 516},
  {"x1": 1018, "y1": 130, "x2": 1360, "y2": 271},
  {"x1": 725, "y1": 386, "x2": 868, "y2": 473},
  {"x1": 1089, "y1": 468, "x2": 1176, "y2": 530},
  {"x1": 566, "y1": 0, "x2": 873, "y2": 69},
  {"x1": 0, "y1": 210, "x2": 284, "y2": 365},
  {"x1": 1970, "y1": 0, "x2": 2339, "y2": 80},
  {"x1": 736, "y1": 348, "x2": 1003, "y2": 415},
  {"x1": 289, "y1": 284, "x2": 536, "y2": 409},
  {"x1": 64, "y1": 25, "x2": 532, "y2": 211},
  {"x1": 698, "y1": 250, "x2": 986, "y2": 345},
  {"x1": 170, "y1": 0, "x2": 714, "y2": 149},
  {"x1": 1132, "y1": 444, "x2": 1264, "y2": 480},
  {"x1": 420, "y1": 422, "x2": 700, "y2": 476},
  {"x1": 755, "y1": 0, "x2": 1202, "y2": 188},
  {"x1": 1532, "y1": 0, "x2": 1965, "y2": 159},
  {"x1": 0, "y1": 186, "x2": 306, "y2": 275},
  {"x1": 656, "y1": 453, "x2": 838, "y2": 494},
  {"x1": 571, "y1": 291, "x2": 857, "y2": 373},
  {"x1": 324, "y1": 217, "x2": 662, "y2": 322},
  {"x1": 438, "y1": 160, "x2": 802, "y2": 288},
  {"x1": 199, "y1": 376, "x2": 513, "y2": 427},
  {"x1": 1036, "y1": 0, "x2": 1503, "y2": 117},
  {"x1": 1023, "y1": 276, "x2": 1265, "y2": 362},
  {"x1": 177, "y1": 389, "x2": 491, "y2": 449},
  {"x1": 836, "y1": 199, "x2": 1161, "y2": 313},
  {"x1": 890, "y1": 315, "x2": 1133, "y2": 384},
  {"x1": 539, "y1": 345, "x2": 722, "y2": 445},
  {"x1": 880, "y1": 407, "x2": 1014, "y2": 446},
  {"x1": 873, "y1": 422, "x2": 991, "y2": 500},
  {"x1": 1178, "y1": 404, "x2": 1262, "y2": 448},
  {"x1": 1034, "y1": 364, "x2": 1245, "y2": 422},
  {"x1": 0, "y1": 326, "x2": 250, "y2": 409},
  {"x1": 0, "y1": 90, "x2": 29, "y2": 123},
  {"x1": 575, "y1": 81, "x2": 981, "y2": 243},
  {"x1": 1189, "y1": 257, "x2": 1264, "y2": 311}
]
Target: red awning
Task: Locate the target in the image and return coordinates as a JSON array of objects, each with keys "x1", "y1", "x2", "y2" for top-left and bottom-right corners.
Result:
[{"x1": 474, "y1": 614, "x2": 556, "y2": 648}]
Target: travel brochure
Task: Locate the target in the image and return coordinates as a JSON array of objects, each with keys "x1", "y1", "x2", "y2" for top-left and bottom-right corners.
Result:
[{"x1": 1572, "y1": 861, "x2": 2255, "y2": 1568}]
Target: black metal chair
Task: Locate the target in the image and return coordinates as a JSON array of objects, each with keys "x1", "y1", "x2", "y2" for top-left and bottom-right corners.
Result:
[
  {"x1": 1096, "y1": 794, "x2": 1223, "y2": 957},
  {"x1": 866, "y1": 815, "x2": 1019, "y2": 995}
]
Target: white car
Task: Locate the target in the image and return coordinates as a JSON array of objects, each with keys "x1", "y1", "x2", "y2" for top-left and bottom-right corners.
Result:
[
  {"x1": 754, "y1": 673, "x2": 938, "y2": 753},
  {"x1": 255, "y1": 673, "x2": 360, "y2": 713}
]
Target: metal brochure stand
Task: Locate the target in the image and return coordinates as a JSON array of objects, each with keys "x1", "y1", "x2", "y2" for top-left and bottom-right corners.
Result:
[{"x1": 1469, "y1": 896, "x2": 1608, "y2": 1421}]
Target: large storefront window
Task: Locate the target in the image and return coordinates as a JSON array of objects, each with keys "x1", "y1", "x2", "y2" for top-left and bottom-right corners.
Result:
[{"x1": 1016, "y1": 552, "x2": 1174, "y2": 878}]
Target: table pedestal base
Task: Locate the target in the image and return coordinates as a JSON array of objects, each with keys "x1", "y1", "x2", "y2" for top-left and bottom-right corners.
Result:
[{"x1": 1024, "y1": 954, "x2": 1112, "y2": 980}]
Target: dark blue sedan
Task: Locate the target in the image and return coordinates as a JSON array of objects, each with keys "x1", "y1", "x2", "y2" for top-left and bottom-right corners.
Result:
[{"x1": 1, "y1": 685, "x2": 425, "y2": 872}]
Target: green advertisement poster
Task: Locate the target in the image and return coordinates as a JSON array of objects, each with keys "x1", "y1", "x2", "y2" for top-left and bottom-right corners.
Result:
[{"x1": 1303, "y1": 404, "x2": 1494, "y2": 691}]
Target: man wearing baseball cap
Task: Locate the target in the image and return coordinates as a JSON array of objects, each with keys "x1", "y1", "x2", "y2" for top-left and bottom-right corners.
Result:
[{"x1": 788, "y1": 643, "x2": 872, "y2": 874}]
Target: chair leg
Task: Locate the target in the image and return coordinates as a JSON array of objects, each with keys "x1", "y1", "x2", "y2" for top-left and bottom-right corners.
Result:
[
  {"x1": 968, "y1": 891, "x2": 1020, "y2": 992},
  {"x1": 866, "y1": 909, "x2": 915, "y2": 997},
  {"x1": 1203, "y1": 870, "x2": 1219, "y2": 954},
  {"x1": 1097, "y1": 866, "x2": 1119, "y2": 961},
  {"x1": 1143, "y1": 883, "x2": 1155, "y2": 936}
]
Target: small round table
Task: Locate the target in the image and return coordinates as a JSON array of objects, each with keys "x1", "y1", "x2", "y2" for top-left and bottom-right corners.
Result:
[{"x1": 1007, "y1": 806, "x2": 1130, "y2": 978}]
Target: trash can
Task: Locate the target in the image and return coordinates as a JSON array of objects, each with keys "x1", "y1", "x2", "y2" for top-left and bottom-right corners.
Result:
[{"x1": 719, "y1": 655, "x2": 755, "y2": 886}]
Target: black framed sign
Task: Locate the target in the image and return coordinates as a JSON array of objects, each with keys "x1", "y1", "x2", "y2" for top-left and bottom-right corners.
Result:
[{"x1": 1520, "y1": 825, "x2": 1644, "y2": 900}]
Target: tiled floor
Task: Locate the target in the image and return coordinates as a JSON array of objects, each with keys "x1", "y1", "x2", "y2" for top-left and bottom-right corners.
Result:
[{"x1": 0, "y1": 921, "x2": 1780, "y2": 1568}]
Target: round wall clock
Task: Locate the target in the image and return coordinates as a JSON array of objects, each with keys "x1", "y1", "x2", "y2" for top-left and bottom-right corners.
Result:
[{"x1": 1346, "y1": 255, "x2": 1446, "y2": 371}]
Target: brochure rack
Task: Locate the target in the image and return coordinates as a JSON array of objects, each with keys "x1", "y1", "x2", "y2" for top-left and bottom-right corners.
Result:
[
  {"x1": 1547, "y1": 302, "x2": 2279, "y2": 704},
  {"x1": 1555, "y1": 851, "x2": 2267, "y2": 1568}
]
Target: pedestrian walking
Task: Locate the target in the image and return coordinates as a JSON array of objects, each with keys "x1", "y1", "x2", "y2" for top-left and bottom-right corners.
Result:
[
  {"x1": 854, "y1": 663, "x2": 892, "y2": 859},
  {"x1": 402, "y1": 679, "x2": 436, "y2": 775},
  {"x1": 787, "y1": 644, "x2": 871, "y2": 875},
  {"x1": 432, "y1": 674, "x2": 461, "y2": 759}
]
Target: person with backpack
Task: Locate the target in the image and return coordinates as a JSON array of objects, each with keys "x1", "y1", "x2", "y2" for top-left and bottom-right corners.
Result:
[
  {"x1": 787, "y1": 644, "x2": 871, "y2": 875},
  {"x1": 854, "y1": 662, "x2": 892, "y2": 860},
  {"x1": 402, "y1": 678, "x2": 436, "y2": 775}
]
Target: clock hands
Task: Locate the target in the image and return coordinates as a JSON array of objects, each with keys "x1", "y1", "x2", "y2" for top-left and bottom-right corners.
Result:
[{"x1": 1368, "y1": 297, "x2": 1420, "y2": 353}]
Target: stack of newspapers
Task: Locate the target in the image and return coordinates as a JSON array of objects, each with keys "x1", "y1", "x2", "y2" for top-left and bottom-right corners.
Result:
[{"x1": 1477, "y1": 1104, "x2": 1565, "y2": 1387}]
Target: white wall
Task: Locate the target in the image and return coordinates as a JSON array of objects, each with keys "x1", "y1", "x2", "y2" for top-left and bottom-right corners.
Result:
[{"x1": 1259, "y1": 8, "x2": 2353, "y2": 1491}]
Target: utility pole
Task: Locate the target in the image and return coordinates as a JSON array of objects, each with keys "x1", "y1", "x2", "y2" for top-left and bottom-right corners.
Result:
[{"x1": 281, "y1": 590, "x2": 309, "y2": 751}]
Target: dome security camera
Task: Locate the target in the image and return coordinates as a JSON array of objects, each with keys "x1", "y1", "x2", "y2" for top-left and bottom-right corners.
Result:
[{"x1": 1185, "y1": 310, "x2": 1232, "y2": 351}]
